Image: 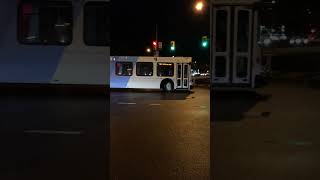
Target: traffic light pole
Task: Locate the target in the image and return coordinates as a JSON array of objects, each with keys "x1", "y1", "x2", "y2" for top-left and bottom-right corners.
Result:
[{"x1": 154, "y1": 24, "x2": 159, "y2": 57}]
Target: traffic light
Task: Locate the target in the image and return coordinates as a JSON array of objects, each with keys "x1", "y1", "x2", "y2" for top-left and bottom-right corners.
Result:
[
  {"x1": 202, "y1": 36, "x2": 208, "y2": 48},
  {"x1": 170, "y1": 41, "x2": 175, "y2": 51},
  {"x1": 152, "y1": 41, "x2": 157, "y2": 50}
]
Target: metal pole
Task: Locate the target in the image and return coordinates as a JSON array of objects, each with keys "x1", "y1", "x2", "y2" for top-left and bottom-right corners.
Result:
[
  {"x1": 209, "y1": 0, "x2": 212, "y2": 122},
  {"x1": 210, "y1": 0, "x2": 213, "y2": 86},
  {"x1": 156, "y1": 24, "x2": 158, "y2": 43},
  {"x1": 155, "y1": 24, "x2": 159, "y2": 57}
]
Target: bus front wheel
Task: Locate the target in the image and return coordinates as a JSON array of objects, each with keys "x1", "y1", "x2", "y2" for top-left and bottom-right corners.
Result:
[{"x1": 162, "y1": 80, "x2": 174, "y2": 92}]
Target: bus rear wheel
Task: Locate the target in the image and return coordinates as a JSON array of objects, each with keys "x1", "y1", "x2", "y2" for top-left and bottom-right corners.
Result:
[{"x1": 162, "y1": 80, "x2": 174, "y2": 92}]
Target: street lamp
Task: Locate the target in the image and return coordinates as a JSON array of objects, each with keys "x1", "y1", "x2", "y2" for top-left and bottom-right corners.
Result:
[
  {"x1": 146, "y1": 48, "x2": 151, "y2": 53},
  {"x1": 195, "y1": 1, "x2": 204, "y2": 12}
]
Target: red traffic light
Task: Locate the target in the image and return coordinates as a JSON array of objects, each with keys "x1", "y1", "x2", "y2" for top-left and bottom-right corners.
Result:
[
  {"x1": 152, "y1": 41, "x2": 157, "y2": 50},
  {"x1": 153, "y1": 41, "x2": 157, "y2": 46}
]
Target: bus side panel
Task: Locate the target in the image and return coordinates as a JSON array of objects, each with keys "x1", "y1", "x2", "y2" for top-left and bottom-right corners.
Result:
[
  {"x1": 52, "y1": 49, "x2": 109, "y2": 85},
  {"x1": 127, "y1": 78, "x2": 163, "y2": 89}
]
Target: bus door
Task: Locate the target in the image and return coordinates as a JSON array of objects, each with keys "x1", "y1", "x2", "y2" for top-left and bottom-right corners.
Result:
[
  {"x1": 212, "y1": 6, "x2": 253, "y2": 86},
  {"x1": 176, "y1": 63, "x2": 190, "y2": 89},
  {"x1": 212, "y1": 7, "x2": 231, "y2": 84}
]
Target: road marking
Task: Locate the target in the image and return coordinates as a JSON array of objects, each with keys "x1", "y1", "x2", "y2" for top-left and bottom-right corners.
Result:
[
  {"x1": 117, "y1": 102, "x2": 136, "y2": 105},
  {"x1": 149, "y1": 104, "x2": 161, "y2": 106},
  {"x1": 288, "y1": 141, "x2": 313, "y2": 147},
  {"x1": 24, "y1": 130, "x2": 83, "y2": 135},
  {"x1": 193, "y1": 105, "x2": 207, "y2": 108}
]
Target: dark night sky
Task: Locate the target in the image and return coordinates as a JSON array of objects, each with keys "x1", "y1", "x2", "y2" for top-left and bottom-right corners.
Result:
[
  {"x1": 262, "y1": 0, "x2": 320, "y2": 32},
  {"x1": 111, "y1": 0, "x2": 320, "y2": 65},
  {"x1": 111, "y1": 0, "x2": 210, "y2": 64}
]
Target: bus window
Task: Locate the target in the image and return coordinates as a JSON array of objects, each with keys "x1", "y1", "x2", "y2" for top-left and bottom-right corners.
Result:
[
  {"x1": 157, "y1": 63, "x2": 174, "y2": 77},
  {"x1": 18, "y1": 1, "x2": 72, "y2": 45},
  {"x1": 237, "y1": 10, "x2": 249, "y2": 52},
  {"x1": 215, "y1": 56, "x2": 227, "y2": 77},
  {"x1": 116, "y1": 62, "x2": 133, "y2": 76},
  {"x1": 236, "y1": 57, "x2": 248, "y2": 78},
  {"x1": 216, "y1": 10, "x2": 227, "y2": 52},
  {"x1": 84, "y1": 2, "x2": 110, "y2": 46},
  {"x1": 184, "y1": 64, "x2": 188, "y2": 78},
  {"x1": 136, "y1": 62, "x2": 153, "y2": 76}
]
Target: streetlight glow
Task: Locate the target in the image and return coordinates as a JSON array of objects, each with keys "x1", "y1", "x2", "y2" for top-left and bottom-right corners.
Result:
[
  {"x1": 195, "y1": 1, "x2": 204, "y2": 11},
  {"x1": 146, "y1": 48, "x2": 151, "y2": 53}
]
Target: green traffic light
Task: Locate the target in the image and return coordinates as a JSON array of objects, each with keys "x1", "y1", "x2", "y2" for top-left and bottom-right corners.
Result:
[
  {"x1": 170, "y1": 46, "x2": 175, "y2": 51},
  {"x1": 202, "y1": 41, "x2": 208, "y2": 47},
  {"x1": 201, "y1": 35, "x2": 208, "y2": 48}
]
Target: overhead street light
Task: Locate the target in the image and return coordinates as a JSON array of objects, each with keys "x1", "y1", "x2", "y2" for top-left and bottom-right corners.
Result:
[{"x1": 195, "y1": 1, "x2": 204, "y2": 12}]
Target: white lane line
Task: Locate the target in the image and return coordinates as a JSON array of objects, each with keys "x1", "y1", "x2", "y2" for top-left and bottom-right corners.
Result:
[
  {"x1": 24, "y1": 130, "x2": 83, "y2": 135},
  {"x1": 149, "y1": 104, "x2": 161, "y2": 106},
  {"x1": 193, "y1": 105, "x2": 207, "y2": 108},
  {"x1": 117, "y1": 102, "x2": 137, "y2": 105}
]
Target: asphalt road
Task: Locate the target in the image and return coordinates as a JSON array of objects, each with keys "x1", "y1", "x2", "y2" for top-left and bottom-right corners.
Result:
[
  {"x1": 0, "y1": 87, "x2": 210, "y2": 180},
  {"x1": 111, "y1": 87, "x2": 210, "y2": 180},
  {"x1": 0, "y1": 95, "x2": 109, "y2": 180},
  {"x1": 212, "y1": 79, "x2": 320, "y2": 180}
]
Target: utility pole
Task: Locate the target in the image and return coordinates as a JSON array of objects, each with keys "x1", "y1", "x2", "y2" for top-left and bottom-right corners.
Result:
[{"x1": 154, "y1": 24, "x2": 159, "y2": 57}]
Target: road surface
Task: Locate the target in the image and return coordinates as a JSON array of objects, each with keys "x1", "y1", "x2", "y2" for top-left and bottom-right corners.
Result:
[
  {"x1": 111, "y1": 87, "x2": 210, "y2": 180},
  {"x1": 0, "y1": 94, "x2": 109, "y2": 180},
  {"x1": 212, "y1": 79, "x2": 320, "y2": 180}
]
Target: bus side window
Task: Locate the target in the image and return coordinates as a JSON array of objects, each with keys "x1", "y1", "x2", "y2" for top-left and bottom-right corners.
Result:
[
  {"x1": 136, "y1": 62, "x2": 153, "y2": 76},
  {"x1": 18, "y1": 1, "x2": 73, "y2": 45},
  {"x1": 84, "y1": 1, "x2": 110, "y2": 46},
  {"x1": 157, "y1": 63, "x2": 174, "y2": 77},
  {"x1": 116, "y1": 62, "x2": 133, "y2": 76}
]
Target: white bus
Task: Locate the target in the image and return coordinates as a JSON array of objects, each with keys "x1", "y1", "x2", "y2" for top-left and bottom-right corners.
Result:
[
  {"x1": 0, "y1": 0, "x2": 110, "y2": 91},
  {"x1": 110, "y1": 56, "x2": 192, "y2": 92}
]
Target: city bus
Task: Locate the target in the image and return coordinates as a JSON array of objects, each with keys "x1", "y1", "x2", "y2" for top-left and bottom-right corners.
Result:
[
  {"x1": 0, "y1": 0, "x2": 110, "y2": 92},
  {"x1": 110, "y1": 56, "x2": 192, "y2": 92}
]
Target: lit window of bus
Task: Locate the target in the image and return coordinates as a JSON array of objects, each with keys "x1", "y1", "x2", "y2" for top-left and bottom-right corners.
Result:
[{"x1": 157, "y1": 63, "x2": 174, "y2": 77}]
